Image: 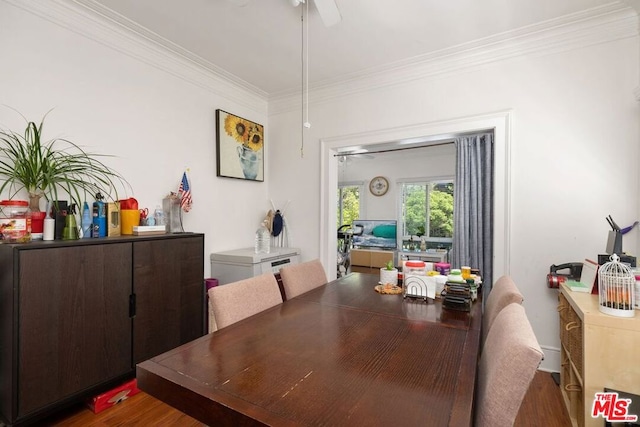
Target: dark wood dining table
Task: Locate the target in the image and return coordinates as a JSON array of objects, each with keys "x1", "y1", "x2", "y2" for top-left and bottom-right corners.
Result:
[{"x1": 137, "y1": 272, "x2": 482, "y2": 426}]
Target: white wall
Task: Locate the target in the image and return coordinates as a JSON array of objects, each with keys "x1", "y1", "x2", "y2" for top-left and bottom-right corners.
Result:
[
  {"x1": 0, "y1": 1, "x2": 271, "y2": 278},
  {"x1": 268, "y1": 22, "x2": 640, "y2": 370}
]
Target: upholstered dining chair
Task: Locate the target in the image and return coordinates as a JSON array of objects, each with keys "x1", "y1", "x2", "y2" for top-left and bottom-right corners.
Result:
[
  {"x1": 279, "y1": 259, "x2": 328, "y2": 300},
  {"x1": 475, "y1": 303, "x2": 544, "y2": 427},
  {"x1": 208, "y1": 272, "x2": 283, "y2": 331},
  {"x1": 482, "y1": 275, "x2": 524, "y2": 342}
]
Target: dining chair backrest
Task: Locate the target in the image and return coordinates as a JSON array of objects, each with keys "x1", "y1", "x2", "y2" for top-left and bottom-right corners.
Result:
[
  {"x1": 208, "y1": 272, "x2": 283, "y2": 331},
  {"x1": 279, "y1": 259, "x2": 328, "y2": 300},
  {"x1": 475, "y1": 303, "x2": 544, "y2": 427},
  {"x1": 483, "y1": 275, "x2": 524, "y2": 342}
]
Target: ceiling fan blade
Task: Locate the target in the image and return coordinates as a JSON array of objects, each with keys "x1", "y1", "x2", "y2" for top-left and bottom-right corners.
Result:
[{"x1": 312, "y1": 0, "x2": 341, "y2": 27}]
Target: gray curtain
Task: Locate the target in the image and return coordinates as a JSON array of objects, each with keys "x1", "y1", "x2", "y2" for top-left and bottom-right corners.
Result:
[{"x1": 451, "y1": 133, "x2": 494, "y2": 297}]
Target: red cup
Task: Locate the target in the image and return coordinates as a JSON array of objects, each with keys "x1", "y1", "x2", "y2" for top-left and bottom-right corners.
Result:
[{"x1": 30, "y1": 211, "x2": 46, "y2": 235}]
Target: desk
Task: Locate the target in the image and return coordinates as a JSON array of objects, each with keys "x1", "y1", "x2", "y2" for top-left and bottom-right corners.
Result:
[{"x1": 137, "y1": 273, "x2": 482, "y2": 426}]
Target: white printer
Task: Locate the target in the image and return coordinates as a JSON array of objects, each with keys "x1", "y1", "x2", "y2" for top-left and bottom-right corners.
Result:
[{"x1": 210, "y1": 247, "x2": 301, "y2": 285}]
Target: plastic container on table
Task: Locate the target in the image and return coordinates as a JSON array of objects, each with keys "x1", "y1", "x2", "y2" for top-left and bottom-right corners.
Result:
[{"x1": 0, "y1": 200, "x2": 31, "y2": 242}]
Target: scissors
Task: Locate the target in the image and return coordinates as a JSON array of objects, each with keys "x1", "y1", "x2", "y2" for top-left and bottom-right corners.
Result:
[{"x1": 139, "y1": 208, "x2": 149, "y2": 219}]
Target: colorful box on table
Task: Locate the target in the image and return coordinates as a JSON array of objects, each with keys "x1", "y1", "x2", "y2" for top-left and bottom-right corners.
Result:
[{"x1": 434, "y1": 262, "x2": 450, "y2": 276}]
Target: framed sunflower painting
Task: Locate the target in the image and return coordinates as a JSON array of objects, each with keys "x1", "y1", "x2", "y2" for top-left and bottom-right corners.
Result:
[{"x1": 215, "y1": 109, "x2": 264, "y2": 181}]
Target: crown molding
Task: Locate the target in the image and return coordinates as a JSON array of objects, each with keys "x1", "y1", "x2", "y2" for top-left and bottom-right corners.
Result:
[
  {"x1": 270, "y1": 3, "x2": 639, "y2": 114},
  {"x1": 4, "y1": 0, "x2": 269, "y2": 114},
  {"x1": 6, "y1": 0, "x2": 637, "y2": 115}
]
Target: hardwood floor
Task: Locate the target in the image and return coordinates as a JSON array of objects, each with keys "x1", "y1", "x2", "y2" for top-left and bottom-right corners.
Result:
[
  {"x1": 36, "y1": 371, "x2": 569, "y2": 426},
  {"x1": 515, "y1": 371, "x2": 571, "y2": 427},
  {"x1": 38, "y1": 392, "x2": 205, "y2": 427}
]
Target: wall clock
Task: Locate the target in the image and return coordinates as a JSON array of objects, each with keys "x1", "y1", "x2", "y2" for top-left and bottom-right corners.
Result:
[{"x1": 369, "y1": 176, "x2": 389, "y2": 196}]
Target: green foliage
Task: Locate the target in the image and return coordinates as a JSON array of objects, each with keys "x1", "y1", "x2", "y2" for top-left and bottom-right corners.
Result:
[
  {"x1": 385, "y1": 259, "x2": 395, "y2": 270},
  {"x1": 0, "y1": 111, "x2": 130, "y2": 206},
  {"x1": 404, "y1": 184, "x2": 426, "y2": 236},
  {"x1": 403, "y1": 182, "x2": 453, "y2": 238},
  {"x1": 430, "y1": 188, "x2": 453, "y2": 237},
  {"x1": 337, "y1": 185, "x2": 360, "y2": 226}
]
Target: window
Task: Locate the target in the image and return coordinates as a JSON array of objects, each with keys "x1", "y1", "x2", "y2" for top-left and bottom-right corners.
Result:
[
  {"x1": 400, "y1": 179, "x2": 454, "y2": 249},
  {"x1": 337, "y1": 184, "x2": 361, "y2": 227}
]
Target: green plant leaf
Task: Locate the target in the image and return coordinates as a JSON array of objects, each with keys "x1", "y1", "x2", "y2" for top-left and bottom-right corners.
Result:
[{"x1": 0, "y1": 112, "x2": 131, "y2": 207}]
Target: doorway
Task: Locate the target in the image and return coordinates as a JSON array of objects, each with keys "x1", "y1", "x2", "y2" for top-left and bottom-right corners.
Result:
[{"x1": 319, "y1": 111, "x2": 512, "y2": 281}]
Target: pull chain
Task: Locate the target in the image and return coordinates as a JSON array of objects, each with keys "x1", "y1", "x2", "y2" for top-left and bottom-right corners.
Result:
[{"x1": 300, "y1": 0, "x2": 310, "y2": 158}]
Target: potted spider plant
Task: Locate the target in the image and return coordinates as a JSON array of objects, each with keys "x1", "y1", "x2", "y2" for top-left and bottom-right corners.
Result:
[{"x1": 0, "y1": 111, "x2": 129, "y2": 212}]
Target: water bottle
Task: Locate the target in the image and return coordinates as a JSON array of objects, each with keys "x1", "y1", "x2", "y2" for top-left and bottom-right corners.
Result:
[
  {"x1": 92, "y1": 193, "x2": 106, "y2": 237},
  {"x1": 81, "y1": 201, "x2": 92, "y2": 238},
  {"x1": 254, "y1": 222, "x2": 270, "y2": 254},
  {"x1": 154, "y1": 205, "x2": 164, "y2": 226},
  {"x1": 43, "y1": 201, "x2": 55, "y2": 241}
]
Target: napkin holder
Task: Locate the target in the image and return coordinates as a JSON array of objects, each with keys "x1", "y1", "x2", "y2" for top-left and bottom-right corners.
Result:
[{"x1": 403, "y1": 275, "x2": 436, "y2": 302}]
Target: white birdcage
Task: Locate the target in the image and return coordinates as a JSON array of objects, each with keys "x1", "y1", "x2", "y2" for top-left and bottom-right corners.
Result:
[{"x1": 598, "y1": 254, "x2": 635, "y2": 318}]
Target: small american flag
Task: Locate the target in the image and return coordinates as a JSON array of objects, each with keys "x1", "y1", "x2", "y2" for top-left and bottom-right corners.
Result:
[{"x1": 178, "y1": 171, "x2": 192, "y2": 212}]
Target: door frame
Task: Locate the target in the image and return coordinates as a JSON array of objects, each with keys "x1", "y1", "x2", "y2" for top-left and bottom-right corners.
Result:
[{"x1": 319, "y1": 110, "x2": 512, "y2": 281}]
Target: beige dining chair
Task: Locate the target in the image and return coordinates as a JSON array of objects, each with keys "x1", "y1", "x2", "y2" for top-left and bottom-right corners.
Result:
[
  {"x1": 482, "y1": 275, "x2": 524, "y2": 342},
  {"x1": 208, "y1": 272, "x2": 283, "y2": 331},
  {"x1": 279, "y1": 259, "x2": 328, "y2": 300},
  {"x1": 475, "y1": 303, "x2": 544, "y2": 427}
]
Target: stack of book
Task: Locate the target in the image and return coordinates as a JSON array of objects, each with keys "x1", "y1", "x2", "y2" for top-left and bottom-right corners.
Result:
[{"x1": 441, "y1": 281, "x2": 472, "y2": 311}]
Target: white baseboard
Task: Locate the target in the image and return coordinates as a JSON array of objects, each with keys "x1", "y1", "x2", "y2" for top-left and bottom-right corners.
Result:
[{"x1": 539, "y1": 345, "x2": 560, "y2": 372}]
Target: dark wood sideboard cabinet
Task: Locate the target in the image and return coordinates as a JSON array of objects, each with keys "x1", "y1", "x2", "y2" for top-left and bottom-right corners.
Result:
[{"x1": 0, "y1": 233, "x2": 205, "y2": 426}]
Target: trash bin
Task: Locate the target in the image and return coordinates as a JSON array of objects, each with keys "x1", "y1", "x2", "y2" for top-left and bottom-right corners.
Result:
[{"x1": 206, "y1": 278, "x2": 219, "y2": 291}]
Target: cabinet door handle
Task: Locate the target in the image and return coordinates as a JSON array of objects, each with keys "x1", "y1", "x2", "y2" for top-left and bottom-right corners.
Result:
[
  {"x1": 129, "y1": 294, "x2": 136, "y2": 318},
  {"x1": 565, "y1": 321, "x2": 579, "y2": 331}
]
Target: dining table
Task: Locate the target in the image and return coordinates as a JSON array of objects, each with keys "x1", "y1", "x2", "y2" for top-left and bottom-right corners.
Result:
[{"x1": 136, "y1": 272, "x2": 482, "y2": 426}]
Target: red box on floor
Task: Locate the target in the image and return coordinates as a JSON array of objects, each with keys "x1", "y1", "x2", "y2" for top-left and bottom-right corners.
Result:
[{"x1": 86, "y1": 378, "x2": 140, "y2": 414}]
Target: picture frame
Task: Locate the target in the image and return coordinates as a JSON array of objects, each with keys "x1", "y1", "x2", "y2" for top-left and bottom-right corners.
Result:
[{"x1": 215, "y1": 109, "x2": 264, "y2": 181}]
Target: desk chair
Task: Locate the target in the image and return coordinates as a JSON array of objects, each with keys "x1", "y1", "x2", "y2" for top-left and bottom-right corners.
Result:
[
  {"x1": 476, "y1": 303, "x2": 544, "y2": 427},
  {"x1": 279, "y1": 259, "x2": 328, "y2": 300},
  {"x1": 208, "y1": 272, "x2": 283, "y2": 331},
  {"x1": 483, "y1": 275, "x2": 524, "y2": 342}
]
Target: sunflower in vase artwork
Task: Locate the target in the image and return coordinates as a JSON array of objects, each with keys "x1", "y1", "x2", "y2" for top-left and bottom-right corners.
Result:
[{"x1": 224, "y1": 114, "x2": 264, "y2": 180}]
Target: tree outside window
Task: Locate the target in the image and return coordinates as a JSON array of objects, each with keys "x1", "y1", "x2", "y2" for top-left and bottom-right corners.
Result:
[
  {"x1": 337, "y1": 185, "x2": 360, "y2": 227},
  {"x1": 401, "y1": 180, "x2": 453, "y2": 249}
]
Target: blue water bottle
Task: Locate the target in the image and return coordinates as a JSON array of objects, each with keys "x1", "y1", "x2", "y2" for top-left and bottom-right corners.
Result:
[
  {"x1": 81, "y1": 201, "x2": 92, "y2": 238},
  {"x1": 92, "y1": 193, "x2": 106, "y2": 238}
]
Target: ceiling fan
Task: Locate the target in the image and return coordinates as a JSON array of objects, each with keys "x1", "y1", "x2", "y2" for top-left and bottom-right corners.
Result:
[
  {"x1": 226, "y1": 0, "x2": 341, "y2": 27},
  {"x1": 338, "y1": 153, "x2": 375, "y2": 166},
  {"x1": 290, "y1": 0, "x2": 342, "y2": 27}
]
